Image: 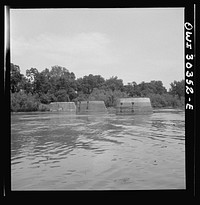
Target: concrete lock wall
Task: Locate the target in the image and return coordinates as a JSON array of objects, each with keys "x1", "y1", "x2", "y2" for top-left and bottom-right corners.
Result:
[
  {"x1": 77, "y1": 101, "x2": 107, "y2": 114},
  {"x1": 49, "y1": 102, "x2": 76, "y2": 113},
  {"x1": 116, "y1": 98, "x2": 153, "y2": 115}
]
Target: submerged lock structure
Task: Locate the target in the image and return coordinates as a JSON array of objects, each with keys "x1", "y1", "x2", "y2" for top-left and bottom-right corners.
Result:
[
  {"x1": 76, "y1": 100, "x2": 107, "y2": 114},
  {"x1": 49, "y1": 102, "x2": 76, "y2": 113},
  {"x1": 116, "y1": 98, "x2": 153, "y2": 115}
]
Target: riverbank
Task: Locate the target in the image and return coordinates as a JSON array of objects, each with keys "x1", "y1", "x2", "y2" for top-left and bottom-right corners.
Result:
[
  {"x1": 106, "y1": 107, "x2": 185, "y2": 114},
  {"x1": 11, "y1": 106, "x2": 185, "y2": 115}
]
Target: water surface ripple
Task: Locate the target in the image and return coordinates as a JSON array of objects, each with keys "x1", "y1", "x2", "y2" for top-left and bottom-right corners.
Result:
[{"x1": 11, "y1": 110, "x2": 185, "y2": 190}]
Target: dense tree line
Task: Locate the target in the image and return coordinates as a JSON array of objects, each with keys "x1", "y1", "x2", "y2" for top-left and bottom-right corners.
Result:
[{"x1": 10, "y1": 63, "x2": 185, "y2": 112}]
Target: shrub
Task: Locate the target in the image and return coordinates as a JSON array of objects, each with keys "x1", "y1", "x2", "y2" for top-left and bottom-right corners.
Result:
[
  {"x1": 11, "y1": 92, "x2": 39, "y2": 112},
  {"x1": 87, "y1": 88, "x2": 128, "y2": 107},
  {"x1": 54, "y1": 89, "x2": 69, "y2": 102},
  {"x1": 148, "y1": 93, "x2": 185, "y2": 108},
  {"x1": 38, "y1": 103, "x2": 50, "y2": 111},
  {"x1": 149, "y1": 94, "x2": 167, "y2": 108},
  {"x1": 39, "y1": 93, "x2": 51, "y2": 104}
]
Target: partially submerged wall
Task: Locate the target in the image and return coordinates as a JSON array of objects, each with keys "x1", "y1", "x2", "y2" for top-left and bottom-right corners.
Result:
[
  {"x1": 116, "y1": 98, "x2": 153, "y2": 115},
  {"x1": 77, "y1": 101, "x2": 107, "y2": 114},
  {"x1": 49, "y1": 102, "x2": 76, "y2": 113}
]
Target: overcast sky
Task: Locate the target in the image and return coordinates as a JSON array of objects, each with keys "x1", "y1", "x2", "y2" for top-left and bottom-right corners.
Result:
[{"x1": 10, "y1": 8, "x2": 184, "y2": 90}]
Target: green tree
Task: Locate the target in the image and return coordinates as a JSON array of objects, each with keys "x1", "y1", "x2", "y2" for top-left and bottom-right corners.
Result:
[
  {"x1": 88, "y1": 88, "x2": 128, "y2": 107},
  {"x1": 48, "y1": 65, "x2": 77, "y2": 100},
  {"x1": 150, "y1": 80, "x2": 167, "y2": 95},
  {"x1": 26, "y1": 67, "x2": 39, "y2": 82},
  {"x1": 54, "y1": 89, "x2": 70, "y2": 102},
  {"x1": 123, "y1": 81, "x2": 137, "y2": 97},
  {"x1": 132, "y1": 80, "x2": 167, "y2": 97},
  {"x1": 76, "y1": 74, "x2": 105, "y2": 94},
  {"x1": 88, "y1": 88, "x2": 107, "y2": 101},
  {"x1": 50, "y1": 65, "x2": 69, "y2": 78},
  {"x1": 73, "y1": 91, "x2": 88, "y2": 102},
  {"x1": 11, "y1": 91, "x2": 39, "y2": 112},
  {"x1": 25, "y1": 65, "x2": 77, "y2": 103},
  {"x1": 25, "y1": 67, "x2": 40, "y2": 93},
  {"x1": 10, "y1": 63, "x2": 24, "y2": 93},
  {"x1": 148, "y1": 93, "x2": 167, "y2": 108},
  {"x1": 169, "y1": 80, "x2": 185, "y2": 99},
  {"x1": 104, "y1": 76, "x2": 124, "y2": 92}
]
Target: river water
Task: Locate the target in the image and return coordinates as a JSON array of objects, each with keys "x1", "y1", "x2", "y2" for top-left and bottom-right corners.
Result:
[{"x1": 11, "y1": 110, "x2": 185, "y2": 190}]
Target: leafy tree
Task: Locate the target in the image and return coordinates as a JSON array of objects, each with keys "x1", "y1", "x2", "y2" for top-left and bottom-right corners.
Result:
[
  {"x1": 88, "y1": 88, "x2": 128, "y2": 107},
  {"x1": 24, "y1": 65, "x2": 77, "y2": 103},
  {"x1": 68, "y1": 87, "x2": 77, "y2": 101},
  {"x1": 50, "y1": 65, "x2": 69, "y2": 78},
  {"x1": 39, "y1": 93, "x2": 52, "y2": 104},
  {"x1": 10, "y1": 63, "x2": 24, "y2": 93},
  {"x1": 76, "y1": 74, "x2": 105, "y2": 94},
  {"x1": 26, "y1": 67, "x2": 39, "y2": 82},
  {"x1": 22, "y1": 78, "x2": 33, "y2": 94},
  {"x1": 25, "y1": 67, "x2": 40, "y2": 93},
  {"x1": 10, "y1": 61, "x2": 185, "y2": 111},
  {"x1": 150, "y1": 81, "x2": 167, "y2": 95},
  {"x1": 73, "y1": 91, "x2": 88, "y2": 102},
  {"x1": 138, "y1": 81, "x2": 167, "y2": 96},
  {"x1": 54, "y1": 89, "x2": 69, "y2": 102},
  {"x1": 11, "y1": 91, "x2": 39, "y2": 112},
  {"x1": 148, "y1": 93, "x2": 167, "y2": 108},
  {"x1": 126, "y1": 80, "x2": 167, "y2": 97},
  {"x1": 88, "y1": 88, "x2": 107, "y2": 102},
  {"x1": 104, "y1": 76, "x2": 124, "y2": 92},
  {"x1": 48, "y1": 66, "x2": 77, "y2": 98},
  {"x1": 169, "y1": 80, "x2": 185, "y2": 99},
  {"x1": 123, "y1": 81, "x2": 137, "y2": 97}
]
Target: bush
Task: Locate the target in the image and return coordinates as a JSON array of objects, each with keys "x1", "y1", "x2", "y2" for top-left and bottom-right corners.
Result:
[
  {"x1": 148, "y1": 93, "x2": 185, "y2": 108},
  {"x1": 87, "y1": 88, "x2": 128, "y2": 107},
  {"x1": 38, "y1": 103, "x2": 50, "y2": 111},
  {"x1": 11, "y1": 92, "x2": 39, "y2": 112},
  {"x1": 39, "y1": 93, "x2": 51, "y2": 104},
  {"x1": 54, "y1": 89, "x2": 69, "y2": 102},
  {"x1": 73, "y1": 91, "x2": 88, "y2": 103},
  {"x1": 149, "y1": 94, "x2": 167, "y2": 108}
]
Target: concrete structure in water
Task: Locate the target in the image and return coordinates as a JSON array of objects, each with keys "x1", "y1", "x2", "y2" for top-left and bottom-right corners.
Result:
[
  {"x1": 49, "y1": 102, "x2": 76, "y2": 113},
  {"x1": 76, "y1": 101, "x2": 107, "y2": 114},
  {"x1": 116, "y1": 98, "x2": 153, "y2": 115}
]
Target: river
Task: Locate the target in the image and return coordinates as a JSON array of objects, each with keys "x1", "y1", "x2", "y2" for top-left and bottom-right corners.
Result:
[{"x1": 11, "y1": 109, "x2": 185, "y2": 190}]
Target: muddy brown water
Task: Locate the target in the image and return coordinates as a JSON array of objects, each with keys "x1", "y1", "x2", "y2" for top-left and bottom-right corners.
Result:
[{"x1": 11, "y1": 110, "x2": 185, "y2": 190}]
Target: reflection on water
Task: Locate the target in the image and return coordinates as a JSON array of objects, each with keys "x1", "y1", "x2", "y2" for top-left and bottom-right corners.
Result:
[{"x1": 11, "y1": 110, "x2": 185, "y2": 190}]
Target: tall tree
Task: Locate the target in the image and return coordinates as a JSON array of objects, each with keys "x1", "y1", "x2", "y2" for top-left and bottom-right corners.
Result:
[
  {"x1": 169, "y1": 80, "x2": 185, "y2": 99},
  {"x1": 50, "y1": 65, "x2": 69, "y2": 78},
  {"x1": 123, "y1": 81, "x2": 137, "y2": 97},
  {"x1": 150, "y1": 80, "x2": 167, "y2": 95},
  {"x1": 10, "y1": 63, "x2": 24, "y2": 93},
  {"x1": 25, "y1": 68, "x2": 40, "y2": 94},
  {"x1": 76, "y1": 74, "x2": 105, "y2": 94},
  {"x1": 104, "y1": 76, "x2": 124, "y2": 92},
  {"x1": 133, "y1": 80, "x2": 167, "y2": 97}
]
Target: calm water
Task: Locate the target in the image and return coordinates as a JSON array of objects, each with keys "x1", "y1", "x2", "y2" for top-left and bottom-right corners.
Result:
[{"x1": 11, "y1": 110, "x2": 185, "y2": 190}]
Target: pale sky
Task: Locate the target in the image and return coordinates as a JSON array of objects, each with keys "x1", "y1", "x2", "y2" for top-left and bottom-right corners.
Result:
[{"x1": 10, "y1": 8, "x2": 184, "y2": 90}]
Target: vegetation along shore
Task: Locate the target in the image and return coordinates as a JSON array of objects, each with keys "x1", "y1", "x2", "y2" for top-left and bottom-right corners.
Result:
[{"x1": 10, "y1": 63, "x2": 185, "y2": 112}]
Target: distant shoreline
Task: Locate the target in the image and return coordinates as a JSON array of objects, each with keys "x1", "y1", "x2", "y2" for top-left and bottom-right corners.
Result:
[{"x1": 11, "y1": 106, "x2": 185, "y2": 114}]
